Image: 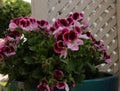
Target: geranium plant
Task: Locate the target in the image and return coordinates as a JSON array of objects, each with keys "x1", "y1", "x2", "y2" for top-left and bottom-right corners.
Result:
[{"x1": 0, "y1": 12, "x2": 111, "y2": 91}]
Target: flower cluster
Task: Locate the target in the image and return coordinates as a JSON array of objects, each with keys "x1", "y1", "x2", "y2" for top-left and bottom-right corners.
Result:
[{"x1": 0, "y1": 12, "x2": 111, "y2": 91}]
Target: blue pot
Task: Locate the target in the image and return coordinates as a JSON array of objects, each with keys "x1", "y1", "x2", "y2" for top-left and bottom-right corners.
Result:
[
  {"x1": 6, "y1": 73, "x2": 119, "y2": 91},
  {"x1": 71, "y1": 73, "x2": 118, "y2": 91}
]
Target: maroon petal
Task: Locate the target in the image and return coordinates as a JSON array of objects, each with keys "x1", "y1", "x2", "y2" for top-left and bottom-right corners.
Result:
[
  {"x1": 54, "y1": 69, "x2": 63, "y2": 81},
  {"x1": 59, "y1": 19, "x2": 68, "y2": 27},
  {"x1": 63, "y1": 32, "x2": 69, "y2": 42},
  {"x1": 53, "y1": 21, "x2": 59, "y2": 29},
  {"x1": 19, "y1": 18, "x2": 27, "y2": 27},
  {"x1": 3, "y1": 46, "x2": 16, "y2": 57},
  {"x1": 55, "y1": 34, "x2": 63, "y2": 41},
  {"x1": 68, "y1": 30, "x2": 77, "y2": 41},
  {"x1": 54, "y1": 43, "x2": 63, "y2": 53},
  {"x1": 12, "y1": 17, "x2": 21, "y2": 25},
  {"x1": 67, "y1": 17, "x2": 74, "y2": 25},
  {"x1": 74, "y1": 26, "x2": 82, "y2": 34},
  {"x1": 57, "y1": 40, "x2": 65, "y2": 49},
  {"x1": 73, "y1": 12, "x2": 80, "y2": 20},
  {"x1": 37, "y1": 20, "x2": 49, "y2": 28},
  {"x1": 61, "y1": 28, "x2": 69, "y2": 35}
]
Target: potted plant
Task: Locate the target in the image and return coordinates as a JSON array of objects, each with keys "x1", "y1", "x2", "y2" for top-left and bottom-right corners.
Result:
[{"x1": 0, "y1": 12, "x2": 118, "y2": 91}]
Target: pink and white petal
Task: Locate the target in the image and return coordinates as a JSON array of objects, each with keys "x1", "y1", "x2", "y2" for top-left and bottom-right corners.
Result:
[
  {"x1": 60, "y1": 50, "x2": 67, "y2": 58},
  {"x1": 75, "y1": 39, "x2": 84, "y2": 45},
  {"x1": 4, "y1": 51, "x2": 16, "y2": 57},
  {"x1": 53, "y1": 27, "x2": 64, "y2": 35},
  {"x1": 105, "y1": 58, "x2": 111, "y2": 64},
  {"x1": 9, "y1": 23, "x2": 18, "y2": 31},
  {"x1": 0, "y1": 39, "x2": 6, "y2": 48},
  {"x1": 73, "y1": 21, "x2": 81, "y2": 27},
  {"x1": 79, "y1": 34, "x2": 89, "y2": 39},
  {"x1": 46, "y1": 85, "x2": 51, "y2": 91},
  {"x1": 65, "y1": 83, "x2": 69, "y2": 91},
  {"x1": 67, "y1": 42, "x2": 79, "y2": 51}
]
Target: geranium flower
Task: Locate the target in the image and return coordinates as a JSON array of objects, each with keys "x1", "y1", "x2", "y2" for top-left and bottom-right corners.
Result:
[
  {"x1": 37, "y1": 80, "x2": 50, "y2": 91},
  {"x1": 63, "y1": 30, "x2": 84, "y2": 51},
  {"x1": 54, "y1": 40, "x2": 67, "y2": 58},
  {"x1": 0, "y1": 12, "x2": 112, "y2": 91},
  {"x1": 9, "y1": 17, "x2": 22, "y2": 31},
  {"x1": 53, "y1": 19, "x2": 69, "y2": 29},
  {"x1": 37, "y1": 84, "x2": 50, "y2": 91},
  {"x1": 67, "y1": 17, "x2": 74, "y2": 25},
  {"x1": 67, "y1": 39, "x2": 83, "y2": 51},
  {"x1": 54, "y1": 69, "x2": 63, "y2": 81},
  {"x1": 56, "y1": 82, "x2": 69, "y2": 91},
  {"x1": 19, "y1": 18, "x2": 31, "y2": 31},
  {"x1": 2, "y1": 46, "x2": 16, "y2": 57},
  {"x1": 55, "y1": 28, "x2": 69, "y2": 41},
  {"x1": 68, "y1": 12, "x2": 84, "y2": 21},
  {"x1": 37, "y1": 20, "x2": 49, "y2": 29},
  {"x1": 5, "y1": 31, "x2": 21, "y2": 44},
  {"x1": 28, "y1": 17, "x2": 39, "y2": 31},
  {"x1": 94, "y1": 40, "x2": 106, "y2": 52}
]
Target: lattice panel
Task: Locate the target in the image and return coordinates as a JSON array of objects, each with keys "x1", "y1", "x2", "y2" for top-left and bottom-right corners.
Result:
[{"x1": 47, "y1": 0, "x2": 118, "y2": 73}]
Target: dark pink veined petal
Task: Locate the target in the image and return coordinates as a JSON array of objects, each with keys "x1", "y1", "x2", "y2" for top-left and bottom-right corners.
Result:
[
  {"x1": 49, "y1": 27, "x2": 56, "y2": 33},
  {"x1": 54, "y1": 43, "x2": 64, "y2": 53},
  {"x1": 37, "y1": 20, "x2": 49, "y2": 29},
  {"x1": 72, "y1": 12, "x2": 80, "y2": 20},
  {"x1": 79, "y1": 13, "x2": 84, "y2": 18},
  {"x1": 59, "y1": 19, "x2": 68, "y2": 27},
  {"x1": 74, "y1": 26, "x2": 82, "y2": 34},
  {"x1": 63, "y1": 31, "x2": 69, "y2": 42},
  {"x1": 19, "y1": 18, "x2": 30, "y2": 28},
  {"x1": 53, "y1": 20, "x2": 59, "y2": 29},
  {"x1": 67, "y1": 17, "x2": 74, "y2": 25},
  {"x1": 12, "y1": 17, "x2": 22, "y2": 25},
  {"x1": 55, "y1": 33, "x2": 63, "y2": 41},
  {"x1": 5, "y1": 31, "x2": 21, "y2": 43},
  {"x1": 57, "y1": 40, "x2": 65, "y2": 49},
  {"x1": 61, "y1": 28, "x2": 69, "y2": 34},
  {"x1": 54, "y1": 28, "x2": 69, "y2": 41},
  {"x1": 68, "y1": 30, "x2": 77, "y2": 41}
]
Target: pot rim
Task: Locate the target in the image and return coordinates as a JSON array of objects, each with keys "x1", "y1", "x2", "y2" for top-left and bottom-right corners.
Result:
[{"x1": 83, "y1": 72, "x2": 118, "y2": 83}]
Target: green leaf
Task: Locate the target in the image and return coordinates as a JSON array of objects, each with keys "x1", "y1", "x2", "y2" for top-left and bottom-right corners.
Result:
[{"x1": 23, "y1": 57, "x2": 34, "y2": 64}]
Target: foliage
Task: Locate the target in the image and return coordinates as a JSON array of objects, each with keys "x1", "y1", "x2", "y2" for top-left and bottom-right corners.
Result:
[
  {"x1": 0, "y1": 0, "x2": 31, "y2": 37},
  {"x1": 0, "y1": 12, "x2": 111, "y2": 91}
]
